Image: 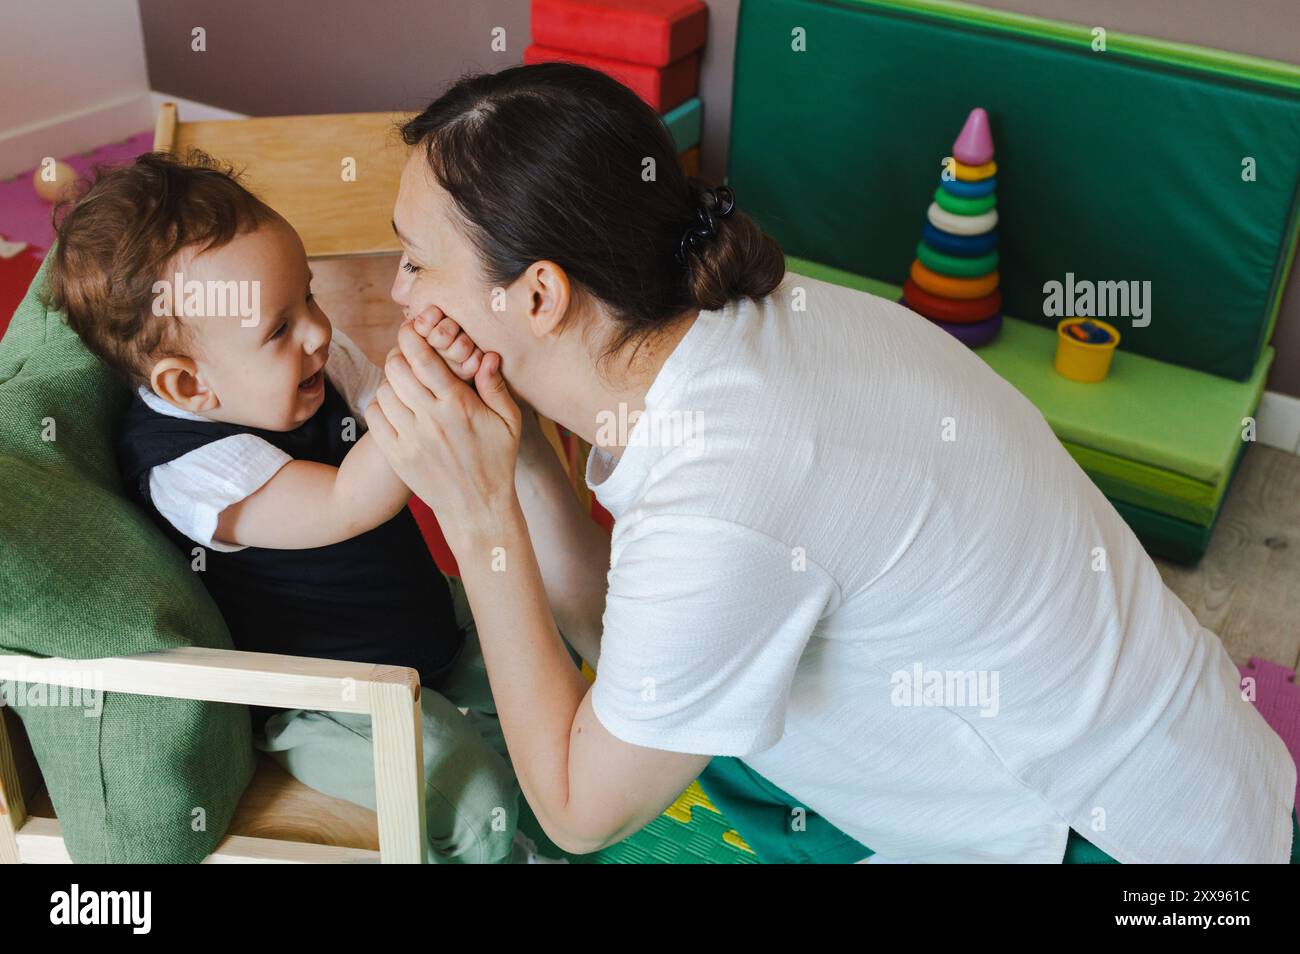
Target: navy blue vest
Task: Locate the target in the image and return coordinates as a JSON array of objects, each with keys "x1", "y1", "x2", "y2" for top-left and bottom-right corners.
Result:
[{"x1": 117, "y1": 380, "x2": 464, "y2": 725}]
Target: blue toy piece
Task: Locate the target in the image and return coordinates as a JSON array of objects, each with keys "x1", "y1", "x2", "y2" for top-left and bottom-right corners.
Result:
[
  {"x1": 922, "y1": 223, "x2": 998, "y2": 256},
  {"x1": 1068, "y1": 320, "x2": 1115, "y2": 344},
  {"x1": 940, "y1": 175, "x2": 997, "y2": 198}
]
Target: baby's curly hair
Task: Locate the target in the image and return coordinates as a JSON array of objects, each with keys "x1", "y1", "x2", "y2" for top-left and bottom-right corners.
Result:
[{"x1": 42, "y1": 150, "x2": 279, "y2": 387}]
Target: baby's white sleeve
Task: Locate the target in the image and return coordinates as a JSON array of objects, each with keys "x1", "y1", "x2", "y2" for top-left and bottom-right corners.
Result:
[
  {"x1": 146, "y1": 435, "x2": 293, "y2": 552},
  {"x1": 325, "y1": 328, "x2": 384, "y2": 419}
]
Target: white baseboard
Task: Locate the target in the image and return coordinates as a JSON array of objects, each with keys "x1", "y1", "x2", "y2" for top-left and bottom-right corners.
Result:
[
  {"x1": 0, "y1": 92, "x2": 248, "y2": 180},
  {"x1": 1257, "y1": 390, "x2": 1300, "y2": 454},
  {"x1": 0, "y1": 92, "x2": 153, "y2": 180}
]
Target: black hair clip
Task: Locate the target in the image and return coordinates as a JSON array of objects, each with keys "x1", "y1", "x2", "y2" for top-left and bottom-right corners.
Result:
[{"x1": 677, "y1": 185, "x2": 737, "y2": 265}]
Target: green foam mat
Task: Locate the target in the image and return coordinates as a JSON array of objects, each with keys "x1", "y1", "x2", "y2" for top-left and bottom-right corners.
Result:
[
  {"x1": 785, "y1": 256, "x2": 1270, "y2": 498},
  {"x1": 784, "y1": 256, "x2": 1261, "y2": 543},
  {"x1": 975, "y1": 319, "x2": 1271, "y2": 488},
  {"x1": 1118, "y1": 432, "x2": 1249, "y2": 564},
  {"x1": 730, "y1": 0, "x2": 1300, "y2": 381},
  {"x1": 516, "y1": 793, "x2": 758, "y2": 865},
  {"x1": 1062, "y1": 441, "x2": 1221, "y2": 526}
]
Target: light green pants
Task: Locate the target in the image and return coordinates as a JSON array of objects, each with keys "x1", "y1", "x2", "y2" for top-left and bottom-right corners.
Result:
[{"x1": 252, "y1": 572, "x2": 520, "y2": 864}]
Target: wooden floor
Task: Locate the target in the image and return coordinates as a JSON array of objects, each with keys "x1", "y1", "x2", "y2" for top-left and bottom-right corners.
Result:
[
  {"x1": 312, "y1": 255, "x2": 1300, "y2": 673},
  {"x1": 1154, "y1": 444, "x2": 1300, "y2": 670}
]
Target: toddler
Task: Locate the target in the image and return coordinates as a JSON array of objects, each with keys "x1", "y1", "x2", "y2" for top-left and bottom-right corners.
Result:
[{"x1": 45, "y1": 152, "x2": 545, "y2": 863}]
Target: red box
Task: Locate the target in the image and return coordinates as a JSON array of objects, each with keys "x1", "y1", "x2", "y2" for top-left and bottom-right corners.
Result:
[
  {"x1": 531, "y1": 0, "x2": 708, "y2": 68},
  {"x1": 523, "y1": 43, "x2": 700, "y2": 112}
]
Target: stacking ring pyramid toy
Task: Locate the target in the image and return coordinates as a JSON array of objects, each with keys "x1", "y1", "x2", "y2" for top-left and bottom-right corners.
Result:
[{"x1": 902, "y1": 107, "x2": 1002, "y2": 347}]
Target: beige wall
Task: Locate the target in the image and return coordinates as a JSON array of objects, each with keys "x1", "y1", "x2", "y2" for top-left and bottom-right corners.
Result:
[
  {"x1": 138, "y1": 0, "x2": 1300, "y2": 395},
  {"x1": 0, "y1": 0, "x2": 152, "y2": 177},
  {"x1": 137, "y1": 0, "x2": 529, "y2": 116}
]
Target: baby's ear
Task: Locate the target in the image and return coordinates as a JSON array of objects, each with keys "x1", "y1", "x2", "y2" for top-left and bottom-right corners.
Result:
[{"x1": 150, "y1": 357, "x2": 216, "y2": 413}]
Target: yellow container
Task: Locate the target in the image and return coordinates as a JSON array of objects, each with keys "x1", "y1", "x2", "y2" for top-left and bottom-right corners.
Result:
[{"x1": 1054, "y1": 318, "x2": 1120, "y2": 383}]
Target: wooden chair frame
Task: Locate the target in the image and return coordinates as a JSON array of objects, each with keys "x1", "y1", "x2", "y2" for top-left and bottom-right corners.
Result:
[{"x1": 0, "y1": 648, "x2": 427, "y2": 863}]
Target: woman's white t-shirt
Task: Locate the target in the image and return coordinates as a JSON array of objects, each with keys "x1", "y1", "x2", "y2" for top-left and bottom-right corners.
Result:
[{"x1": 585, "y1": 272, "x2": 1296, "y2": 863}]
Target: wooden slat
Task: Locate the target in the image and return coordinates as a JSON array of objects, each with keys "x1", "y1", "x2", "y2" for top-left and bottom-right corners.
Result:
[
  {"x1": 0, "y1": 648, "x2": 415, "y2": 714},
  {"x1": 0, "y1": 710, "x2": 26, "y2": 864},
  {"x1": 370, "y1": 678, "x2": 426, "y2": 863},
  {"x1": 153, "y1": 101, "x2": 178, "y2": 155},
  {"x1": 15, "y1": 817, "x2": 379, "y2": 864}
]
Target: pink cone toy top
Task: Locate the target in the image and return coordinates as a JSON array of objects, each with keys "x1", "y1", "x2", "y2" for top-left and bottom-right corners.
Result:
[{"x1": 952, "y1": 107, "x2": 994, "y2": 165}]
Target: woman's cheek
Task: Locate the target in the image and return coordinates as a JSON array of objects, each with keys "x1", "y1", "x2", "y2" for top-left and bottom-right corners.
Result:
[{"x1": 453, "y1": 303, "x2": 500, "y2": 353}]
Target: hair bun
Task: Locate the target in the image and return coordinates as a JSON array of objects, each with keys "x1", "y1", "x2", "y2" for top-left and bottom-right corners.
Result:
[
  {"x1": 676, "y1": 186, "x2": 736, "y2": 265},
  {"x1": 682, "y1": 181, "x2": 784, "y2": 311}
]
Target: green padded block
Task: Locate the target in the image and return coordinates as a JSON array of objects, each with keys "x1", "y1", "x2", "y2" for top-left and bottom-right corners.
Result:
[
  {"x1": 974, "y1": 318, "x2": 1271, "y2": 487},
  {"x1": 1062, "y1": 441, "x2": 1220, "y2": 526},
  {"x1": 785, "y1": 256, "x2": 1263, "y2": 538},
  {"x1": 786, "y1": 256, "x2": 1272, "y2": 490},
  {"x1": 1113, "y1": 494, "x2": 1216, "y2": 564},
  {"x1": 1112, "y1": 436, "x2": 1250, "y2": 564},
  {"x1": 730, "y1": 0, "x2": 1300, "y2": 381},
  {"x1": 661, "y1": 96, "x2": 702, "y2": 153}
]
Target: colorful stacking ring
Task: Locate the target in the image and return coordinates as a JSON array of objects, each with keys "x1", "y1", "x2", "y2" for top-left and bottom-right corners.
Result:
[
  {"x1": 933, "y1": 186, "x2": 996, "y2": 216},
  {"x1": 922, "y1": 223, "x2": 998, "y2": 256},
  {"x1": 927, "y1": 203, "x2": 998, "y2": 236},
  {"x1": 916, "y1": 241, "x2": 999, "y2": 277},
  {"x1": 940, "y1": 176, "x2": 996, "y2": 198},
  {"x1": 950, "y1": 159, "x2": 997, "y2": 181},
  {"x1": 909, "y1": 261, "x2": 1000, "y2": 299},
  {"x1": 933, "y1": 312, "x2": 1002, "y2": 347},
  {"x1": 902, "y1": 280, "x2": 1002, "y2": 323}
]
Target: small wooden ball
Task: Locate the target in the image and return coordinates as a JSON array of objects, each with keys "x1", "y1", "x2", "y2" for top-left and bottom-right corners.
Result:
[{"x1": 33, "y1": 160, "x2": 77, "y2": 203}]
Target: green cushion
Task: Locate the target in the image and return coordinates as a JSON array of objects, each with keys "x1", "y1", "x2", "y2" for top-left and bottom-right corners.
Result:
[
  {"x1": 1061, "y1": 442, "x2": 1221, "y2": 526},
  {"x1": 784, "y1": 255, "x2": 1259, "y2": 561},
  {"x1": 0, "y1": 250, "x2": 255, "y2": 862},
  {"x1": 975, "y1": 320, "x2": 1270, "y2": 485},
  {"x1": 1111, "y1": 421, "x2": 1250, "y2": 564},
  {"x1": 731, "y1": 0, "x2": 1300, "y2": 381},
  {"x1": 787, "y1": 256, "x2": 1269, "y2": 484},
  {"x1": 1112, "y1": 498, "x2": 1218, "y2": 565}
]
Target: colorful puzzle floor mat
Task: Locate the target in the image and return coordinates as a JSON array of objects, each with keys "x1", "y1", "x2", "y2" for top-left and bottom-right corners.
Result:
[
  {"x1": 527, "y1": 657, "x2": 1300, "y2": 863},
  {"x1": 518, "y1": 781, "x2": 758, "y2": 864}
]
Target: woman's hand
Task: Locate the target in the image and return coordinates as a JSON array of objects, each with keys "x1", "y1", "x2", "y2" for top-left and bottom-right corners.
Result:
[
  {"x1": 366, "y1": 319, "x2": 522, "y2": 552},
  {"x1": 411, "y1": 306, "x2": 551, "y2": 464},
  {"x1": 407, "y1": 308, "x2": 612, "y2": 666}
]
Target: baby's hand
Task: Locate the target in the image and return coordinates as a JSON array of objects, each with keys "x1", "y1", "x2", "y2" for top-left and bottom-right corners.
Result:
[{"x1": 412, "y1": 306, "x2": 483, "y2": 382}]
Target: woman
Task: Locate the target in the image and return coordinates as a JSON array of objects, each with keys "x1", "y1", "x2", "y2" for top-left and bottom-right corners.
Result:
[{"x1": 367, "y1": 63, "x2": 1296, "y2": 862}]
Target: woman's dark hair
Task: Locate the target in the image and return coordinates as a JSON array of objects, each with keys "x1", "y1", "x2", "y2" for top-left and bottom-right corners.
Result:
[{"x1": 400, "y1": 63, "x2": 784, "y2": 367}]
